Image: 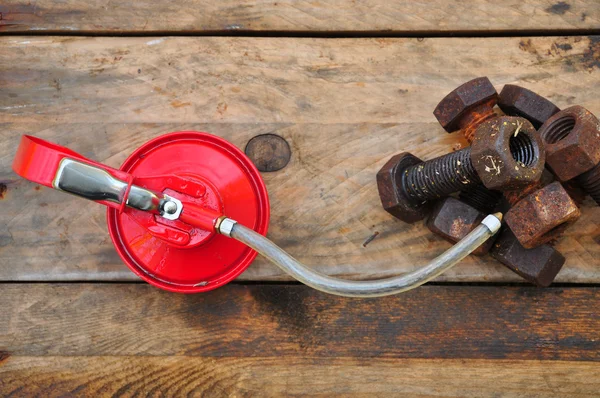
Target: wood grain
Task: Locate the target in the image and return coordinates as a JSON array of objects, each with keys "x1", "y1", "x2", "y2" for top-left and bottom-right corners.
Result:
[
  {"x1": 1, "y1": 36, "x2": 599, "y2": 282},
  {"x1": 1, "y1": 356, "x2": 598, "y2": 397},
  {"x1": 0, "y1": 284, "x2": 598, "y2": 360},
  {"x1": 0, "y1": 0, "x2": 599, "y2": 33}
]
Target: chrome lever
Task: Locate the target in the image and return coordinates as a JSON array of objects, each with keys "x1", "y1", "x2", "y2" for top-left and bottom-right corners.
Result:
[{"x1": 53, "y1": 158, "x2": 182, "y2": 219}]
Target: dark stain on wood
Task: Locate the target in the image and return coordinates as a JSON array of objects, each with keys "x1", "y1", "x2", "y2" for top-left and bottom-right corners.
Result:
[
  {"x1": 50, "y1": 78, "x2": 61, "y2": 91},
  {"x1": 0, "y1": 351, "x2": 10, "y2": 365},
  {"x1": 1, "y1": 285, "x2": 598, "y2": 360},
  {"x1": 249, "y1": 287, "x2": 326, "y2": 350},
  {"x1": 518, "y1": 39, "x2": 538, "y2": 55},
  {"x1": 245, "y1": 134, "x2": 292, "y2": 172},
  {"x1": 546, "y1": 2, "x2": 571, "y2": 15},
  {"x1": 583, "y1": 36, "x2": 600, "y2": 71},
  {"x1": 555, "y1": 43, "x2": 573, "y2": 51}
]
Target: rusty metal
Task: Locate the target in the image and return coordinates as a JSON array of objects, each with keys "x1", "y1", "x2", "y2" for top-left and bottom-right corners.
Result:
[
  {"x1": 432, "y1": 78, "x2": 504, "y2": 241},
  {"x1": 498, "y1": 85, "x2": 561, "y2": 129},
  {"x1": 578, "y1": 164, "x2": 600, "y2": 205},
  {"x1": 427, "y1": 78, "x2": 573, "y2": 284},
  {"x1": 489, "y1": 227, "x2": 565, "y2": 287},
  {"x1": 458, "y1": 184, "x2": 503, "y2": 214},
  {"x1": 433, "y1": 80, "x2": 544, "y2": 215},
  {"x1": 562, "y1": 179, "x2": 589, "y2": 206},
  {"x1": 470, "y1": 116, "x2": 545, "y2": 190},
  {"x1": 401, "y1": 147, "x2": 481, "y2": 202},
  {"x1": 539, "y1": 105, "x2": 600, "y2": 182},
  {"x1": 433, "y1": 77, "x2": 498, "y2": 143},
  {"x1": 537, "y1": 105, "x2": 600, "y2": 206},
  {"x1": 504, "y1": 181, "x2": 580, "y2": 249},
  {"x1": 425, "y1": 197, "x2": 497, "y2": 255},
  {"x1": 376, "y1": 153, "x2": 432, "y2": 223},
  {"x1": 377, "y1": 117, "x2": 544, "y2": 223}
]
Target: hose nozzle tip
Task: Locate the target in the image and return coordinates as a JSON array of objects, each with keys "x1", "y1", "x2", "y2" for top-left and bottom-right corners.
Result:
[{"x1": 482, "y1": 213, "x2": 503, "y2": 233}]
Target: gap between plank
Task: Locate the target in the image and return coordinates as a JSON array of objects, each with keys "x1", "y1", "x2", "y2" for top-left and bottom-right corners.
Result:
[
  {"x1": 1, "y1": 29, "x2": 600, "y2": 38},
  {"x1": 0, "y1": 281, "x2": 598, "y2": 288}
]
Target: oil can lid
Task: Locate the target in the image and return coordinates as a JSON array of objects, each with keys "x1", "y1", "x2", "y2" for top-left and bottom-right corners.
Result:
[{"x1": 107, "y1": 131, "x2": 270, "y2": 293}]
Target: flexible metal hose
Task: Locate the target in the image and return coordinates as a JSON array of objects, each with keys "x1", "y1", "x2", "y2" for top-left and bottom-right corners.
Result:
[{"x1": 221, "y1": 213, "x2": 502, "y2": 298}]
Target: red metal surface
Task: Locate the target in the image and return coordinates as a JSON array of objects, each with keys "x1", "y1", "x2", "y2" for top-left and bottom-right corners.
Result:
[
  {"x1": 107, "y1": 131, "x2": 270, "y2": 293},
  {"x1": 12, "y1": 135, "x2": 132, "y2": 211},
  {"x1": 13, "y1": 132, "x2": 270, "y2": 293}
]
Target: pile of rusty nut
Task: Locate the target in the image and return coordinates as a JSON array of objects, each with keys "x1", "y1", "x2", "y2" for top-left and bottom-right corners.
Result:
[{"x1": 377, "y1": 77, "x2": 600, "y2": 287}]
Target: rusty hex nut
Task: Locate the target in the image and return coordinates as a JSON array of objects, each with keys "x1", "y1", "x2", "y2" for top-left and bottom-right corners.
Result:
[
  {"x1": 470, "y1": 116, "x2": 545, "y2": 191},
  {"x1": 426, "y1": 197, "x2": 496, "y2": 256},
  {"x1": 498, "y1": 85, "x2": 560, "y2": 129},
  {"x1": 376, "y1": 153, "x2": 431, "y2": 223},
  {"x1": 490, "y1": 227, "x2": 565, "y2": 287},
  {"x1": 433, "y1": 77, "x2": 498, "y2": 133},
  {"x1": 538, "y1": 105, "x2": 600, "y2": 182},
  {"x1": 505, "y1": 181, "x2": 580, "y2": 249}
]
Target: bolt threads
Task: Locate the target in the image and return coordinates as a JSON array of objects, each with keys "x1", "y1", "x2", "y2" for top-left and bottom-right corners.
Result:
[
  {"x1": 402, "y1": 148, "x2": 480, "y2": 202},
  {"x1": 509, "y1": 132, "x2": 537, "y2": 167},
  {"x1": 459, "y1": 185, "x2": 503, "y2": 213},
  {"x1": 577, "y1": 163, "x2": 600, "y2": 206},
  {"x1": 540, "y1": 115, "x2": 576, "y2": 144}
]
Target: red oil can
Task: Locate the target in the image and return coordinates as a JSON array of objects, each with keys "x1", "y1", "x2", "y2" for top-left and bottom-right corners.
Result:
[{"x1": 13, "y1": 132, "x2": 270, "y2": 293}]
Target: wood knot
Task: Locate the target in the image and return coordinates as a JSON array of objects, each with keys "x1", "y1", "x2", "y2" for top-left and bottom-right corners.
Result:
[{"x1": 245, "y1": 134, "x2": 291, "y2": 172}]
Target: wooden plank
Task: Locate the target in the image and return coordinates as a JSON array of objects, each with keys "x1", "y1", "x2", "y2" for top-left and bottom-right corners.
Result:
[
  {"x1": 0, "y1": 284, "x2": 598, "y2": 360},
  {"x1": 0, "y1": 1, "x2": 599, "y2": 34},
  {"x1": 1, "y1": 356, "x2": 598, "y2": 397},
  {"x1": 1, "y1": 36, "x2": 599, "y2": 282}
]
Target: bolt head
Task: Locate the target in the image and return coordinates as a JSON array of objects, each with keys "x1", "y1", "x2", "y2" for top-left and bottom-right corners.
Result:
[
  {"x1": 539, "y1": 105, "x2": 600, "y2": 182},
  {"x1": 490, "y1": 227, "x2": 565, "y2": 287},
  {"x1": 376, "y1": 152, "x2": 431, "y2": 223},
  {"x1": 426, "y1": 197, "x2": 496, "y2": 255},
  {"x1": 505, "y1": 181, "x2": 580, "y2": 249},
  {"x1": 498, "y1": 84, "x2": 560, "y2": 129},
  {"x1": 433, "y1": 77, "x2": 498, "y2": 133}
]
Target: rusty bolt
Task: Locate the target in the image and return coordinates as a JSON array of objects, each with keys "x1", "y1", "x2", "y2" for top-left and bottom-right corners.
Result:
[
  {"x1": 490, "y1": 227, "x2": 565, "y2": 287},
  {"x1": 433, "y1": 79, "x2": 545, "y2": 207},
  {"x1": 504, "y1": 181, "x2": 580, "y2": 249},
  {"x1": 433, "y1": 77, "x2": 498, "y2": 142},
  {"x1": 538, "y1": 106, "x2": 600, "y2": 182},
  {"x1": 470, "y1": 116, "x2": 545, "y2": 191},
  {"x1": 538, "y1": 105, "x2": 600, "y2": 206},
  {"x1": 376, "y1": 153, "x2": 432, "y2": 223},
  {"x1": 426, "y1": 197, "x2": 497, "y2": 255},
  {"x1": 377, "y1": 116, "x2": 545, "y2": 222},
  {"x1": 498, "y1": 85, "x2": 561, "y2": 129}
]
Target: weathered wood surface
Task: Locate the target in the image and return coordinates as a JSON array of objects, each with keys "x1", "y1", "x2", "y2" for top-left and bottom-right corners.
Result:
[
  {"x1": 1, "y1": 284, "x2": 599, "y2": 396},
  {"x1": 1, "y1": 0, "x2": 599, "y2": 33},
  {"x1": 0, "y1": 285, "x2": 598, "y2": 360},
  {"x1": 1, "y1": 36, "x2": 599, "y2": 282},
  {"x1": 1, "y1": 356, "x2": 598, "y2": 397}
]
